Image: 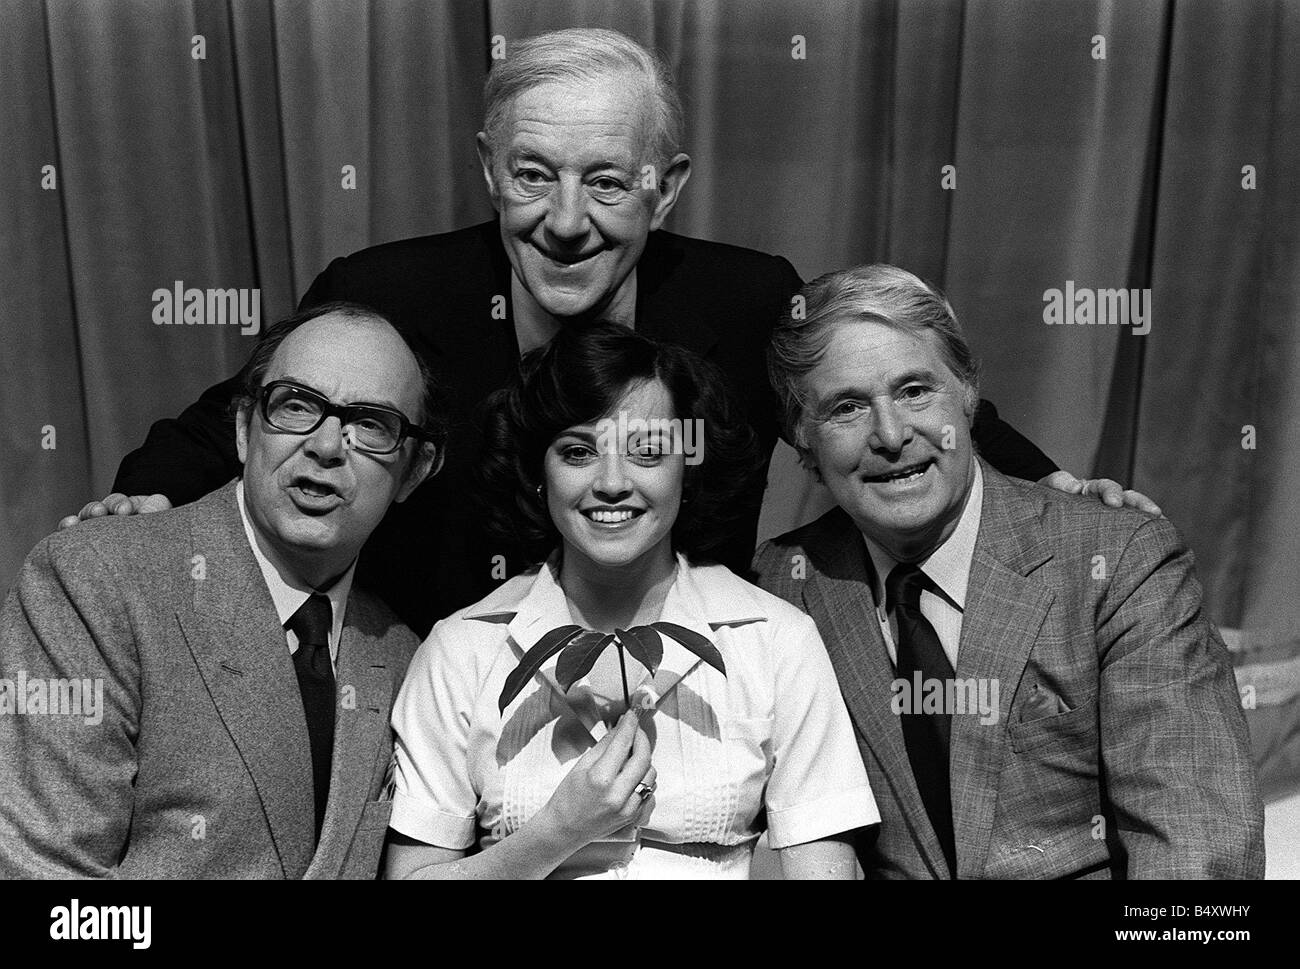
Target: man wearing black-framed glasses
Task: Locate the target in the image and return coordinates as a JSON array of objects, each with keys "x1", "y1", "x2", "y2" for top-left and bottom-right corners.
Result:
[
  {"x1": 258, "y1": 380, "x2": 438, "y2": 457},
  {"x1": 0, "y1": 301, "x2": 444, "y2": 879}
]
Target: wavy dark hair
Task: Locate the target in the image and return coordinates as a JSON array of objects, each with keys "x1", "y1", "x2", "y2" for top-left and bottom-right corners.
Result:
[{"x1": 476, "y1": 322, "x2": 765, "y2": 566}]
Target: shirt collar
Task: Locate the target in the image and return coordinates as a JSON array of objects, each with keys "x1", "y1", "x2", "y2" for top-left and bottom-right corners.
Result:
[
  {"x1": 861, "y1": 460, "x2": 984, "y2": 612},
  {"x1": 464, "y1": 550, "x2": 769, "y2": 648},
  {"x1": 235, "y1": 480, "x2": 354, "y2": 656},
  {"x1": 468, "y1": 551, "x2": 768, "y2": 721}
]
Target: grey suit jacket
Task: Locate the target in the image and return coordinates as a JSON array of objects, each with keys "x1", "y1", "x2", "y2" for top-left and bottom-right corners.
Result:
[
  {"x1": 0, "y1": 481, "x2": 418, "y2": 879},
  {"x1": 753, "y1": 460, "x2": 1264, "y2": 879}
]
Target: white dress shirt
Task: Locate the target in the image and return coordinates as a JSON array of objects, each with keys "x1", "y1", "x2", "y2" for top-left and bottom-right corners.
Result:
[
  {"x1": 390, "y1": 552, "x2": 878, "y2": 879},
  {"x1": 862, "y1": 462, "x2": 984, "y2": 672},
  {"x1": 235, "y1": 480, "x2": 354, "y2": 670}
]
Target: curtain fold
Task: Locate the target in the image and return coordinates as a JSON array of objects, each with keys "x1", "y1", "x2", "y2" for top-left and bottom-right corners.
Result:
[
  {"x1": 941, "y1": 0, "x2": 1169, "y2": 478},
  {"x1": 1136, "y1": 0, "x2": 1300, "y2": 640},
  {"x1": 0, "y1": 0, "x2": 91, "y2": 565}
]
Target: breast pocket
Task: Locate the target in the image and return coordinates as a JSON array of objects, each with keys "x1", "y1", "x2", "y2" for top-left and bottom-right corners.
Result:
[
  {"x1": 999, "y1": 694, "x2": 1103, "y2": 855},
  {"x1": 1008, "y1": 692, "x2": 1099, "y2": 754}
]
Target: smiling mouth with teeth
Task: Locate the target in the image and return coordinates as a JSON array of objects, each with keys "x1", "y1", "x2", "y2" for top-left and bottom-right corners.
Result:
[
  {"x1": 583, "y1": 508, "x2": 643, "y2": 524},
  {"x1": 865, "y1": 460, "x2": 932, "y2": 483}
]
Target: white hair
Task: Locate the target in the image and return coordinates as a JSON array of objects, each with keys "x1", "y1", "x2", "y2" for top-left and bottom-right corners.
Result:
[{"x1": 482, "y1": 27, "x2": 684, "y2": 166}]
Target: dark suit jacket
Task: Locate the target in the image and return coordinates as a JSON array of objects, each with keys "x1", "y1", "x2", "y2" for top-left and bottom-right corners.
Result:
[
  {"x1": 115, "y1": 220, "x2": 1057, "y2": 634},
  {"x1": 754, "y1": 460, "x2": 1264, "y2": 879},
  {"x1": 0, "y1": 482, "x2": 418, "y2": 879}
]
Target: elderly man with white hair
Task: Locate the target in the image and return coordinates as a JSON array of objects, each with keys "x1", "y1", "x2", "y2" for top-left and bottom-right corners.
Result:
[{"x1": 78, "y1": 27, "x2": 1148, "y2": 634}]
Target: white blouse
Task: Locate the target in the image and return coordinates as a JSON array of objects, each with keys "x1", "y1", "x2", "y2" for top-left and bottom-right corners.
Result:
[{"x1": 390, "y1": 553, "x2": 878, "y2": 879}]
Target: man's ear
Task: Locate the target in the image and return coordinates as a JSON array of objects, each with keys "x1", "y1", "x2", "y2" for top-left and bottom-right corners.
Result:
[
  {"x1": 475, "y1": 132, "x2": 502, "y2": 212},
  {"x1": 395, "y1": 442, "x2": 442, "y2": 503},
  {"x1": 963, "y1": 383, "x2": 980, "y2": 425},
  {"x1": 648, "y1": 153, "x2": 692, "y2": 231},
  {"x1": 235, "y1": 402, "x2": 251, "y2": 465}
]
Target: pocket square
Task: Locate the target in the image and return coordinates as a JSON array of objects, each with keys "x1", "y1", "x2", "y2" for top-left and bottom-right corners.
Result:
[{"x1": 1020, "y1": 682, "x2": 1070, "y2": 723}]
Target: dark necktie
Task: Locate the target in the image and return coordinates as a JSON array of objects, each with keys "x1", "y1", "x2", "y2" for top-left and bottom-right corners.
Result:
[
  {"x1": 886, "y1": 563, "x2": 957, "y2": 876},
  {"x1": 286, "y1": 594, "x2": 335, "y2": 844}
]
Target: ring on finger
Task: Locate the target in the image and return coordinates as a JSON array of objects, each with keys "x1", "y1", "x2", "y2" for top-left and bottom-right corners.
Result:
[{"x1": 633, "y1": 780, "x2": 656, "y2": 801}]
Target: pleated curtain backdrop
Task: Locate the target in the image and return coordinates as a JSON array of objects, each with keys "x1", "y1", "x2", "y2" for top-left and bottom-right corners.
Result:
[{"x1": 2, "y1": 0, "x2": 1298, "y2": 792}]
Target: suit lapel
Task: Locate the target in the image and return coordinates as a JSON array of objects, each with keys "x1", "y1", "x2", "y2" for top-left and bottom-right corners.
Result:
[
  {"x1": 305, "y1": 596, "x2": 392, "y2": 879},
  {"x1": 174, "y1": 482, "x2": 316, "y2": 879},
  {"x1": 949, "y1": 463, "x2": 1055, "y2": 877},
  {"x1": 802, "y1": 510, "x2": 950, "y2": 878}
]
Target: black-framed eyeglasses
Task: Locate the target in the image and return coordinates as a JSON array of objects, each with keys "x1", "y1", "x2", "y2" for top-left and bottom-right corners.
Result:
[{"x1": 258, "y1": 380, "x2": 433, "y2": 455}]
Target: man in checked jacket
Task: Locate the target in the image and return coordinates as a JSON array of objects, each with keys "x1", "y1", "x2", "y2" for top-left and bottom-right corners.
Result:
[{"x1": 754, "y1": 264, "x2": 1263, "y2": 879}]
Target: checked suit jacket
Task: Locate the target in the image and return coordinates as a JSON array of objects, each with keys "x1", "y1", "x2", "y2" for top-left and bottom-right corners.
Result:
[
  {"x1": 753, "y1": 459, "x2": 1264, "y2": 879},
  {"x1": 0, "y1": 481, "x2": 417, "y2": 879}
]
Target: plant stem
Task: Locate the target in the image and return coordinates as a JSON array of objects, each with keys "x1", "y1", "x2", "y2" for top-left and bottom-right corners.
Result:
[{"x1": 616, "y1": 642, "x2": 630, "y2": 708}]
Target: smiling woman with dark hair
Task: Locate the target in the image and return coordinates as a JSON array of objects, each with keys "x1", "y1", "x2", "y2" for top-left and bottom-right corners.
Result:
[
  {"x1": 475, "y1": 321, "x2": 766, "y2": 565},
  {"x1": 385, "y1": 323, "x2": 878, "y2": 880}
]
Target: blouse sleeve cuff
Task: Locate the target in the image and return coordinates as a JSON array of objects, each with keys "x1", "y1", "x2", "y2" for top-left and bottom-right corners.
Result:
[
  {"x1": 765, "y1": 786, "x2": 881, "y2": 850},
  {"x1": 388, "y1": 791, "x2": 477, "y2": 850}
]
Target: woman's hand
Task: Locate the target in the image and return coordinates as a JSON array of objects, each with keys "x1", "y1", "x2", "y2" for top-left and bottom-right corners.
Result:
[
  {"x1": 386, "y1": 710, "x2": 655, "y2": 880},
  {"x1": 539, "y1": 710, "x2": 656, "y2": 851}
]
